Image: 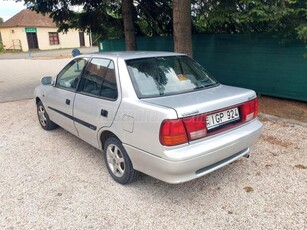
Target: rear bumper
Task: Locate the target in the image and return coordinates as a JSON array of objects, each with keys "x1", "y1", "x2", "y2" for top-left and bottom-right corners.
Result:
[{"x1": 124, "y1": 119, "x2": 263, "y2": 184}]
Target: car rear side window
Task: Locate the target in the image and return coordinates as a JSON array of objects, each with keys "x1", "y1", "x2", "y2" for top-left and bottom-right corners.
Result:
[
  {"x1": 79, "y1": 58, "x2": 118, "y2": 100},
  {"x1": 56, "y1": 58, "x2": 88, "y2": 90},
  {"x1": 126, "y1": 56, "x2": 218, "y2": 98}
]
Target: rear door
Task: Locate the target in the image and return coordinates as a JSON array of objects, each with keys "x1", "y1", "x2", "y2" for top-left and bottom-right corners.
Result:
[
  {"x1": 73, "y1": 57, "x2": 121, "y2": 148},
  {"x1": 45, "y1": 58, "x2": 88, "y2": 136}
]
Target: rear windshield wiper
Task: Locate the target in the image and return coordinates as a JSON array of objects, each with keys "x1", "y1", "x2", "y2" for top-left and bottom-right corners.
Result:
[{"x1": 194, "y1": 82, "x2": 217, "y2": 90}]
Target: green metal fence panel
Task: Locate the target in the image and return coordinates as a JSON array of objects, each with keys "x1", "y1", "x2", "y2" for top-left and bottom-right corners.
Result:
[
  {"x1": 99, "y1": 38, "x2": 126, "y2": 51},
  {"x1": 193, "y1": 34, "x2": 307, "y2": 102},
  {"x1": 99, "y1": 36, "x2": 174, "y2": 52},
  {"x1": 99, "y1": 34, "x2": 307, "y2": 102},
  {"x1": 138, "y1": 36, "x2": 173, "y2": 51}
]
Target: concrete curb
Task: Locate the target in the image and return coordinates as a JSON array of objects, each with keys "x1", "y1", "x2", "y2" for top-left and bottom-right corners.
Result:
[{"x1": 259, "y1": 112, "x2": 307, "y2": 127}]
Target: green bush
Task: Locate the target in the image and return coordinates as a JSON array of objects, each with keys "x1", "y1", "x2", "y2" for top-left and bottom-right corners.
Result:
[{"x1": 0, "y1": 43, "x2": 4, "y2": 52}]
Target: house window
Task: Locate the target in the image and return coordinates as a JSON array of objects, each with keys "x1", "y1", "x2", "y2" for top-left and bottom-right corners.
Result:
[{"x1": 49, "y1": 32, "x2": 59, "y2": 45}]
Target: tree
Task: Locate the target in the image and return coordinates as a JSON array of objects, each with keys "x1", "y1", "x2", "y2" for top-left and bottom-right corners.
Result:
[
  {"x1": 0, "y1": 17, "x2": 3, "y2": 24},
  {"x1": 122, "y1": 0, "x2": 136, "y2": 50},
  {"x1": 20, "y1": 0, "x2": 306, "y2": 54},
  {"x1": 173, "y1": 0, "x2": 193, "y2": 56},
  {"x1": 192, "y1": 0, "x2": 307, "y2": 42},
  {"x1": 135, "y1": 0, "x2": 173, "y2": 36}
]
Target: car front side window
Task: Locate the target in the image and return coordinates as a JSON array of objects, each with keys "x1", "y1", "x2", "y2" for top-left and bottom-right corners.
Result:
[{"x1": 56, "y1": 58, "x2": 88, "y2": 90}]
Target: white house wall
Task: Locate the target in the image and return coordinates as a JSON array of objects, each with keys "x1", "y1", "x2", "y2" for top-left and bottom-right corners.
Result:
[
  {"x1": 0, "y1": 27, "x2": 90, "y2": 52},
  {"x1": 0, "y1": 27, "x2": 28, "y2": 51},
  {"x1": 37, "y1": 28, "x2": 90, "y2": 51}
]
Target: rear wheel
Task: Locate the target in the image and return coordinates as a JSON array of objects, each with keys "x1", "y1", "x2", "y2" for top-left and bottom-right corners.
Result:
[
  {"x1": 37, "y1": 101, "x2": 57, "y2": 130},
  {"x1": 103, "y1": 137, "x2": 139, "y2": 184}
]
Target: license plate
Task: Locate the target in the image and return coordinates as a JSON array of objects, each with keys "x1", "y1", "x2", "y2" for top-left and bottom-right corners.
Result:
[{"x1": 206, "y1": 107, "x2": 240, "y2": 130}]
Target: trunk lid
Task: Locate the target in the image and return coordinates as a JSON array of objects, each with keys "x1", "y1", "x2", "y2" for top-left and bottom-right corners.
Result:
[{"x1": 143, "y1": 84, "x2": 256, "y2": 118}]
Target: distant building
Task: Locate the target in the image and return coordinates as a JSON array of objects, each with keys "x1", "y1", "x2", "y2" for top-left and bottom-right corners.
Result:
[{"x1": 0, "y1": 9, "x2": 90, "y2": 51}]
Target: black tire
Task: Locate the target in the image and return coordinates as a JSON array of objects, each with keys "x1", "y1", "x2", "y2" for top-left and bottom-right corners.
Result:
[
  {"x1": 37, "y1": 101, "x2": 57, "y2": 130},
  {"x1": 103, "y1": 137, "x2": 139, "y2": 184}
]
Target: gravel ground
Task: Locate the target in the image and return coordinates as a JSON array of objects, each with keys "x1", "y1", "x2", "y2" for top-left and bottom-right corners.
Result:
[
  {"x1": 0, "y1": 99, "x2": 306, "y2": 229},
  {"x1": 259, "y1": 96, "x2": 307, "y2": 123}
]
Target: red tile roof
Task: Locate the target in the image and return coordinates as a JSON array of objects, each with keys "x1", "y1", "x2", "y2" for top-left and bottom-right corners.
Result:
[{"x1": 0, "y1": 9, "x2": 56, "y2": 28}]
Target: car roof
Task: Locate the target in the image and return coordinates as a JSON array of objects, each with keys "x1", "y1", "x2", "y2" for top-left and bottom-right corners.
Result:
[{"x1": 80, "y1": 51, "x2": 186, "y2": 60}]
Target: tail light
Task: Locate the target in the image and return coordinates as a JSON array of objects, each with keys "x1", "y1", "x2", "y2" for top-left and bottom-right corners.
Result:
[
  {"x1": 160, "y1": 115, "x2": 207, "y2": 146},
  {"x1": 160, "y1": 98, "x2": 259, "y2": 146},
  {"x1": 241, "y1": 98, "x2": 259, "y2": 122},
  {"x1": 183, "y1": 115, "x2": 207, "y2": 140},
  {"x1": 160, "y1": 119, "x2": 188, "y2": 146}
]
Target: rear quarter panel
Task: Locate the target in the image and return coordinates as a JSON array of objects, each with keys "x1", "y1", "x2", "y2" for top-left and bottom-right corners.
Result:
[{"x1": 107, "y1": 98, "x2": 179, "y2": 158}]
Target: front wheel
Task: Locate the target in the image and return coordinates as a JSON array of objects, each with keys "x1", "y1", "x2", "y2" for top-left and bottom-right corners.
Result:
[
  {"x1": 103, "y1": 137, "x2": 139, "y2": 184},
  {"x1": 37, "y1": 101, "x2": 57, "y2": 130}
]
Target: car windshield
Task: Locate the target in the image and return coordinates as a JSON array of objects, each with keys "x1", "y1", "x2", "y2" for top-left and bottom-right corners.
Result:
[{"x1": 126, "y1": 55, "x2": 218, "y2": 98}]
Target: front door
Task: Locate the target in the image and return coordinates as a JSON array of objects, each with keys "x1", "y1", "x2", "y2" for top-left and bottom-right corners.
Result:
[
  {"x1": 79, "y1": 32, "x2": 85, "y2": 47},
  {"x1": 26, "y1": 32, "x2": 39, "y2": 49},
  {"x1": 73, "y1": 57, "x2": 120, "y2": 148},
  {"x1": 45, "y1": 58, "x2": 88, "y2": 136}
]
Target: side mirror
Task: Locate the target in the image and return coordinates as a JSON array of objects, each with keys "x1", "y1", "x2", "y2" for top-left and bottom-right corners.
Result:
[{"x1": 41, "y1": 76, "x2": 54, "y2": 85}]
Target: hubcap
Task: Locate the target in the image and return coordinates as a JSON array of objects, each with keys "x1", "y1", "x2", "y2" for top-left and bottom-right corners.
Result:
[
  {"x1": 106, "y1": 144, "x2": 125, "y2": 177},
  {"x1": 38, "y1": 105, "x2": 47, "y2": 126}
]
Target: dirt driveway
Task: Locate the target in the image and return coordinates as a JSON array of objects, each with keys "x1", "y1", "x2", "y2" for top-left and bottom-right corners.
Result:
[{"x1": 0, "y1": 99, "x2": 306, "y2": 229}]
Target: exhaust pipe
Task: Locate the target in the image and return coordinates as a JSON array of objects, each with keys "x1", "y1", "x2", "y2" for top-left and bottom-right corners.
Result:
[{"x1": 244, "y1": 154, "x2": 250, "y2": 158}]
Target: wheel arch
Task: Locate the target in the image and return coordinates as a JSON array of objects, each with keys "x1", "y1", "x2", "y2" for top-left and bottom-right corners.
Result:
[
  {"x1": 35, "y1": 97, "x2": 41, "y2": 104},
  {"x1": 99, "y1": 130, "x2": 121, "y2": 151}
]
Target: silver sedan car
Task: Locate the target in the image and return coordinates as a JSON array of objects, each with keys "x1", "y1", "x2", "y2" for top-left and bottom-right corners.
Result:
[{"x1": 34, "y1": 52, "x2": 263, "y2": 184}]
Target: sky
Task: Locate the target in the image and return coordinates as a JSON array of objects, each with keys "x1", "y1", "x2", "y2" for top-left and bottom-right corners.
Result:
[
  {"x1": 0, "y1": 0, "x2": 26, "y2": 21},
  {"x1": 0, "y1": 0, "x2": 83, "y2": 22}
]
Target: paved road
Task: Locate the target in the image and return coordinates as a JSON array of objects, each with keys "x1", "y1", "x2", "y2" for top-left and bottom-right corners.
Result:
[
  {"x1": 0, "y1": 47, "x2": 98, "y2": 60},
  {"x1": 0, "y1": 47, "x2": 99, "y2": 102},
  {"x1": 0, "y1": 58, "x2": 69, "y2": 102}
]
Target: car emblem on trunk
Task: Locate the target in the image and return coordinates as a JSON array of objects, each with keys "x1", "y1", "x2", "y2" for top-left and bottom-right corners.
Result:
[{"x1": 181, "y1": 110, "x2": 200, "y2": 117}]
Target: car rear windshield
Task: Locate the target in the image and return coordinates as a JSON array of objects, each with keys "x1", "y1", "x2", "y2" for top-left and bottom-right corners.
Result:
[{"x1": 126, "y1": 55, "x2": 218, "y2": 98}]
